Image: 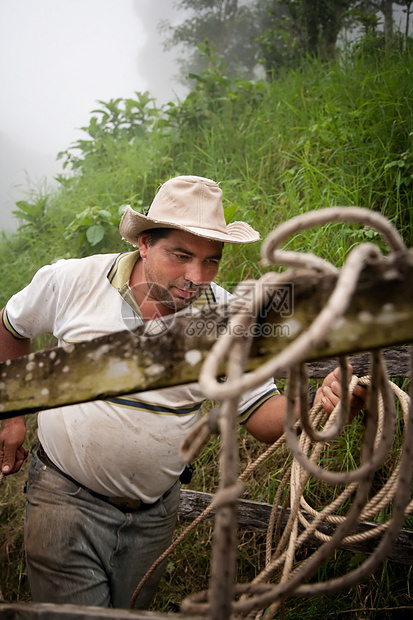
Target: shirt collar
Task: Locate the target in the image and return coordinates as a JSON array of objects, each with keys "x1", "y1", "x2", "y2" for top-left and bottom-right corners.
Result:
[{"x1": 107, "y1": 251, "x2": 140, "y2": 289}]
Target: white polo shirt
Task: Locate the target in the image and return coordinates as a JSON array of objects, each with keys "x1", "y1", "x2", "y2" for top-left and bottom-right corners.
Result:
[{"x1": 4, "y1": 252, "x2": 278, "y2": 502}]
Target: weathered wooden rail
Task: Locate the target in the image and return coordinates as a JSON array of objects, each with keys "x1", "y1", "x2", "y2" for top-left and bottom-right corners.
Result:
[
  {"x1": 178, "y1": 489, "x2": 413, "y2": 565},
  {"x1": 0, "y1": 602, "x2": 195, "y2": 619},
  {"x1": 1, "y1": 251, "x2": 412, "y2": 618},
  {"x1": 0, "y1": 252, "x2": 412, "y2": 418}
]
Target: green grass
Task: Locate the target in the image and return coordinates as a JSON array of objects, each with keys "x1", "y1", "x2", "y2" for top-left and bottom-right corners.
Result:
[{"x1": 1, "y1": 42, "x2": 413, "y2": 616}]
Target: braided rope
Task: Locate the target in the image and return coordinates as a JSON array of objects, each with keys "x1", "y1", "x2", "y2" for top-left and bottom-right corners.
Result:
[
  {"x1": 180, "y1": 207, "x2": 412, "y2": 618},
  {"x1": 130, "y1": 369, "x2": 411, "y2": 613},
  {"x1": 129, "y1": 207, "x2": 411, "y2": 616}
]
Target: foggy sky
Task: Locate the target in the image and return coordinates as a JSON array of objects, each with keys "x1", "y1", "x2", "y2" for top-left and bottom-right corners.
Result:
[{"x1": 0, "y1": 0, "x2": 187, "y2": 231}]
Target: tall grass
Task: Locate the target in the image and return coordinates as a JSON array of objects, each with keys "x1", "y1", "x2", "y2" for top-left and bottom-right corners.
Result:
[{"x1": 1, "y1": 44, "x2": 413, "y2": 615}]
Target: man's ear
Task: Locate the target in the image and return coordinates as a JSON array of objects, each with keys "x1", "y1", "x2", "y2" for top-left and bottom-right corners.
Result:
[{"x1": 138, "y1": 233, "x2": 151, "y2": 258}]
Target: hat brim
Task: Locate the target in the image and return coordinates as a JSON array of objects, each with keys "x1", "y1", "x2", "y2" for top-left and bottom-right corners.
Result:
[{"x1": 119, "y1": 205, "x2": 260, "y2": 245}]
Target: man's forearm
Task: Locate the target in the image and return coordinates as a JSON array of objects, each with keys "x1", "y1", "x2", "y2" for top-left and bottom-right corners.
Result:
[
  {"x1": 0, "y1": 309, "x2": 31, "y2": 362},
  {"x1": 0, "y1": 308, "x2": 31, "y2": 473},
  {"x1": 244, "y1": 394, "x2": 287, "y2": 444}
]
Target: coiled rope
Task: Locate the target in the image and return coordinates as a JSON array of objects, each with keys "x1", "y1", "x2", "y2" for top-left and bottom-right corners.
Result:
[
  {"x1": 180, "y1": 207, "x2": 412, "y2": 618},
  {"x1": 130, "y1": 208, "x2": 412, "y2": 617}
]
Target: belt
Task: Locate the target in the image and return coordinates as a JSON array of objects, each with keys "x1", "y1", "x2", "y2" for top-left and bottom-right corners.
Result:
[{"x1": 36, "y1": 443, "x2": 168, "y2": 512}]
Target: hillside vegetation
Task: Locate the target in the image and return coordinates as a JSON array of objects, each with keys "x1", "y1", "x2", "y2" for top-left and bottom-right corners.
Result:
[
  {"x1": 2, "y1": 44, "x2": 413, "y2": 305},
  {"x1": 1, "y1": 42, "x2": 413, "y2": 617}
]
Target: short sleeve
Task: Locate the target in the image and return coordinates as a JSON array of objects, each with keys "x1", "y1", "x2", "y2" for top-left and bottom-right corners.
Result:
[
  {"x1": 237, "y1": 379, "x2": 279, "y2": 424},
  {"x1": 3, "y1": 262, "x2": 60, "y2": 339}
]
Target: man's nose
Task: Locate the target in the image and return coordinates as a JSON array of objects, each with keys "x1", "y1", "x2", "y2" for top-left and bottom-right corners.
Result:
[{"x1": 184, "y1": 262, "x2": 204, "y2": 286}]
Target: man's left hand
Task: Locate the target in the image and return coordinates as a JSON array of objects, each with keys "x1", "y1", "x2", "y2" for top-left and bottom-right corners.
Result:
[{"x1": 316, "y1": 365, "x2": 367, "y2": 419}]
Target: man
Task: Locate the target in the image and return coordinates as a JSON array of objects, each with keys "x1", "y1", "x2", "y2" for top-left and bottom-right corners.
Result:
[{"x1": 0, "y1": 175, "x2": 365, "y2": 609}]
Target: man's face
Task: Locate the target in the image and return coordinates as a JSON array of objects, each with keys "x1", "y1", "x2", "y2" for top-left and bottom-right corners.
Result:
[{"x1": 137, "y1": 228, "x2": 223, "y2": 314}]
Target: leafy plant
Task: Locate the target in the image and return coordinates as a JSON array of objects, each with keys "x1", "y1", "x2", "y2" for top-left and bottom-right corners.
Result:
[
  {"x1": 63, "y1": 205, "x2": 127, "y2": 254},
  {"x1": 57, "y1": 92, "x2": 161, "y2": 170},
  {"x1": 13, "y1": 196, "x2": 49, "y2": 235}
]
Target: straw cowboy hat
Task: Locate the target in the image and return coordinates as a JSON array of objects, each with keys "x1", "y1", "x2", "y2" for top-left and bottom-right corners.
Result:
[{"x1": 119, "y1": 175, "x2": 260, "y2": 245}]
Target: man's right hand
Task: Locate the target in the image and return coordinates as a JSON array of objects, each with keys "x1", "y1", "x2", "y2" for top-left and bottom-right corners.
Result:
[{"x1": 0, "y1": 417, "x2": 28, "y2": 475}]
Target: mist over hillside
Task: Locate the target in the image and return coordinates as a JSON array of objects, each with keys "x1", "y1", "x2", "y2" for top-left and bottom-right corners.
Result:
[
  {"x1": 0, "y1": 131, "x2": 62, "y2": 232},
  {"x1": 0, "y1": 0, "x2": 182, "y2": 234},
  {"x1": 0, "y1": 0, "x2": 189, "y2": 234}
]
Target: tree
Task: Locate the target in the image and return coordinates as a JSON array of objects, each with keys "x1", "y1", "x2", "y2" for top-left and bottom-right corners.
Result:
[
  {"x1": 362, "y1": 0, "x2": 401, "y2": 46},
  {"x1": 257, "y1": 0, "x2": 358, "y2": 75},
  {"x1": 159, "y1": 0, "x2": 269, "y2": 80},
  {"x1": 258, "y1": 0, "x2": 413, "y2": 75},
  {"x1": 160, "y1": 0, "x2": 412, "y2": 82},
  {"x1": 345, "y1": 1, "x2": 413, "y2": 49}
]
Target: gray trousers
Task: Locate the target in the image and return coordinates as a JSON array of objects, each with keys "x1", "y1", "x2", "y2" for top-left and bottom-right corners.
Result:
[{"x1": 25, "y1": 452, "x2": 180, "y2": 609}]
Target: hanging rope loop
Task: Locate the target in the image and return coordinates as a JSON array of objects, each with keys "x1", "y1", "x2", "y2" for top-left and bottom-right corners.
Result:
[{"x1": 131, "y1": 207, "x2": 412, "y2": 617}]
